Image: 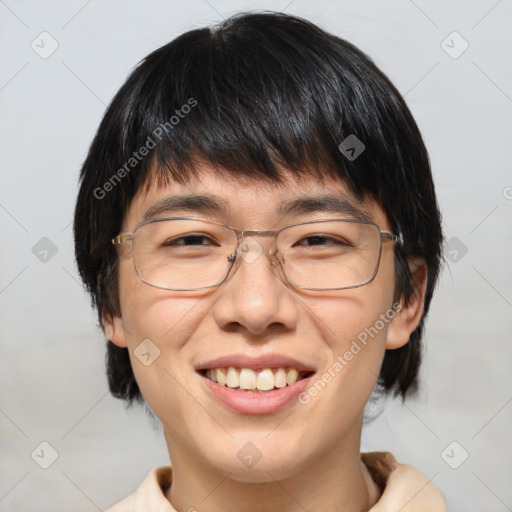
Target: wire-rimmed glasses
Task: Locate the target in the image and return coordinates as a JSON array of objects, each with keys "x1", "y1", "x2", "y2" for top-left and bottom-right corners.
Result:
[{"x1": 112, "y1": 217, "x2": 402, "y2": 292}]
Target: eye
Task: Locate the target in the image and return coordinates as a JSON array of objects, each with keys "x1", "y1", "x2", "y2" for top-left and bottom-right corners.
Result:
[
  {"x1": 295, "y1": 234, "x2": 352, "y2": 247},
  {"x1": 162, "y1": 234, "x2": 218, "y2": 247}
]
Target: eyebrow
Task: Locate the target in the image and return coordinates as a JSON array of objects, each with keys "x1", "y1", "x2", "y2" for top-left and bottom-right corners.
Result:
[
  {"x1": 143, "y1": 193, "x2": 372, "y2": 223},
  {"x1": 143, "y1": 194, "x2": 229, "y2": 220},
  {"x1": 278, "y1": 196, "x2": 372, "y2": 222}
]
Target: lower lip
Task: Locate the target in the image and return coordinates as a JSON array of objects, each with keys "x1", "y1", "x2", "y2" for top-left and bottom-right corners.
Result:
[{"x1": 199, "y1": 372, "x2": 315, "y2": 415}]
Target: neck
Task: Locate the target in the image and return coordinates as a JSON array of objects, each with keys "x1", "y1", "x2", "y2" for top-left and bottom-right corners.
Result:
[{"x1": 164, "y1": 424, "x2": 379, "y2": 512}]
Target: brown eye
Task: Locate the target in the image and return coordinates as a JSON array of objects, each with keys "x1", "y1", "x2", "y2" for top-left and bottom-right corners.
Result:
[
  {"x1": 296, "y1": 235, "x2": 351, "y2": 247},
  {"x1": 162, "y1": 234, "x2": 217, "y2": 247}
]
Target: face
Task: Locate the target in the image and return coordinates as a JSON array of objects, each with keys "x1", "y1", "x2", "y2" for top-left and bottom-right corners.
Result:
[{"x1": 105, "y1": 164, "x2": 423, "y2": 483}]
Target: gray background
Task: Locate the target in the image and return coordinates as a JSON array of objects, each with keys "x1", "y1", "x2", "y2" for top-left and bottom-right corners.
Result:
[{"x1": 1, "y1": 0, "x2": 511, "y2": 510}]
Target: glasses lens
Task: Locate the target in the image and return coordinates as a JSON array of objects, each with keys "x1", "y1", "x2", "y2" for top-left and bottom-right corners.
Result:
[
  {"x1": 278, "y1": 221, "x2": 381, "y2": 289},
  {"x1": 133, "y1": 219, "x2": 237, "y2": 290}
]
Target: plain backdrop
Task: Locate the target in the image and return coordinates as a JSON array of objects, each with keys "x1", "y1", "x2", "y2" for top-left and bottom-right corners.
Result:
[{"x1": 1, "y1": 1, "x2": 511, "y2": 511}]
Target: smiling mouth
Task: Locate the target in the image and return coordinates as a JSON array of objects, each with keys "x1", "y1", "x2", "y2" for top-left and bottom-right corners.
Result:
[{"x1": 198, "y1": 367, "x2": 315, "y2": 392}]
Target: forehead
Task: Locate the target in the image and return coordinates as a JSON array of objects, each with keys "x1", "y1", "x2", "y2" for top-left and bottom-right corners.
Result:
[{"x1": 123, "y1": 164, "x2": 389, "y2": 230}]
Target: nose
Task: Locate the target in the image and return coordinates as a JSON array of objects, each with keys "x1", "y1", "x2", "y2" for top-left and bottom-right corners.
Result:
[{"x1": 210, "y1": 236, "x2": 300, "y2": 337}]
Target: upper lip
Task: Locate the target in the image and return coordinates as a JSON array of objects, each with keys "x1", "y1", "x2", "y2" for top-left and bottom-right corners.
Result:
[{"x1": 196, "y1": 354, "x2": 316, "y2": 372}]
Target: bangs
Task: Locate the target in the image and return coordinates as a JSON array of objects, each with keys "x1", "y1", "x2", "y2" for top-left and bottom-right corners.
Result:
[{"x1": 113, "y1": 13, "x2": 385, "y2": 198}]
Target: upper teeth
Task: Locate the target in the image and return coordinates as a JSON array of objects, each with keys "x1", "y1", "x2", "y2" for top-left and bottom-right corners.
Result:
[{"x1": 205, "y1": 367, "x2": 304, "y2": 391}]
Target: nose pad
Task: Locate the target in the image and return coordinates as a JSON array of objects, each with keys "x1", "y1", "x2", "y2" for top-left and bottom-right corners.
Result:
[
  {"x1": 268, "y1": 247, "x2": 284, "y2": 268},
  {"x1": 268, "y1": 246, "x2": 277, "y2": 264}
]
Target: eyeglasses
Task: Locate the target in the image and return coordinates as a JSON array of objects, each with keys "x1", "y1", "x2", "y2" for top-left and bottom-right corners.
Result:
[{"x1": 112, "y1": 217, "x2": 402, "y2": 292}]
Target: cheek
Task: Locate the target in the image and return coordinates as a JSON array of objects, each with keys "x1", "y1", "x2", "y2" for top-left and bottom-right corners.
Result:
[
  {"x1": 298, "y1": 260, "x2": 397, "y2": 407},
  {"x1": 116, "y1": 262, "x2": 214, "y2": 403},
  {"x1": 307, "y1": 282, "x2": 395, "y2": 359},
  {"x1": 307, "y1": 243, "x2": 396, "y2": 341},
  {"x1": 117, "y1": 256, "x2": 208, "y2": 343},
  {"x1": 293, "y1": 299, "x2": 392, "y2": 451},
  {"x1": 309, "y1": 297, "x2": 389, "y2": 399},
  {"x1": 119, "y1": 288, "x2": 213, "y2": 428}
]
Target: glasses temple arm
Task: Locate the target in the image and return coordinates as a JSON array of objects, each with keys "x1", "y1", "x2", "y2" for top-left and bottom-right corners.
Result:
[
  {"x1": 382, "y1": 231, "x2": 404, "y2": 245},
  {"x1": 112, "y1": 233, "x2": 134, "y2": 245}
]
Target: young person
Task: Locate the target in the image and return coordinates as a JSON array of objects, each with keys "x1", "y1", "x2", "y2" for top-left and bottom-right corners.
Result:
[{"x1": 74, "y1": 11, "x2": 446, "y2": 511}]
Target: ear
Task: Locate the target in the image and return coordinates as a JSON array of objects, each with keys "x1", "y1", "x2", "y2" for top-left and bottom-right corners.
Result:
[
  {"x1": 386, "y1": 259, "x2": 428, "y2": 350},
  {"x1": 102, "y1": 310, "x2": 128, "y2": 348}
]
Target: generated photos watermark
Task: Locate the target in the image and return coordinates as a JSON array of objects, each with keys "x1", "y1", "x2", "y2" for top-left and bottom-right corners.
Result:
[
  {"x1": 93, "y1": 97, "x2": 198, "y2": 200},
  {"x1": 298, "y1": 302, "x2": 402, "y2": 404}
]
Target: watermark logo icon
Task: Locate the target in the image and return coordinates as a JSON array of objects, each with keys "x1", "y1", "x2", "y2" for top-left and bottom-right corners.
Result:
[
  {"x1": 237, "y1": 237, "x2": 263, "y2": 264},
  {"x1": 237, "y1": 442, "x2": 262, "y2": 469},
  {"x1": 31, "y1": 32, "x2": 59, "y2": 59},
  {"x1": 134, "y1": 339, "x2": 160, "y2": 366},
  {"x1": 441, "y1": 31, "x2": 469, "y2": 59},
  {"x1": 446, "y1": 237, "x2": 468, "y2": 263},
  {"x1": 339, "y1": 134, "x2": 365, "y2": 161},
  {"x1": 441, "y1": 441, "x2": 469, "y2": 469},
  {"x1": 31, "y1": 441, "x2": 59, "y2": 469},
  {"x1": 32, "y1": 237, "x2": 58, "y2": 263}
]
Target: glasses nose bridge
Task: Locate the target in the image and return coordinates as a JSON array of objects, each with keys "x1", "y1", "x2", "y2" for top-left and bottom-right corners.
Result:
[
  {"x1": 231, "y1": 229, "x2": 285, "y2": 275},
  {"x1": 238, "y1": 228, "x2": 281, "y2": 257}
]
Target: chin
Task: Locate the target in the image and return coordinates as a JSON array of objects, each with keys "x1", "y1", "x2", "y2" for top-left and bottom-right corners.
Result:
[{"x1": 206, "y1": 444, "x2": 308, "y2": 484}]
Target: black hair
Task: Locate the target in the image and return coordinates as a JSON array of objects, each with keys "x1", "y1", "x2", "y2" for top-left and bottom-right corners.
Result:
[{"x1": 74, "y1": 11, "x2": 443, "y2": 406}]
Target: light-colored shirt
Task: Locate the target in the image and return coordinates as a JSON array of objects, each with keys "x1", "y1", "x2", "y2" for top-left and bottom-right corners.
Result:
[{"x1": 106, "y1": 452, "x2": 447, "y2": 511}]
